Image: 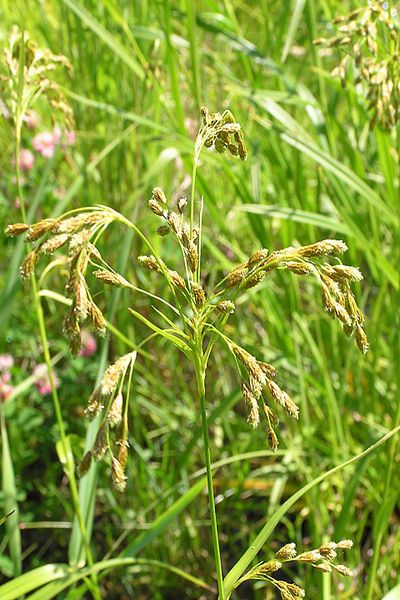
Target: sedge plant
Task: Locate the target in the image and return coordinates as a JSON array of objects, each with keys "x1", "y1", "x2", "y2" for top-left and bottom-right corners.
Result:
[{"x1": 6, "y1": 96, "x2": 368, "y2": 597}]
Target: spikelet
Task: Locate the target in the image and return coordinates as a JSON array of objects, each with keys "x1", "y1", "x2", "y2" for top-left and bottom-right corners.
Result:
[
  {"x1": 276, "y1": 543, "x2": 297, "y2": 560},
  {"x1": 78, "y1": 451, "x2": 92, "y2": 477},
  {"x1": 216, "y1": 300, "x2": 235, "y2": 314},
  {"x1": 92, "y1": 423, "x2": 108, "y2": 460},
  {"x1": 87, "y1": 300, "x2": 106, "y2": 335},
  {"x1": 138, "y1": 255, "x2": 161, "y2": 273},
  {"x1": 192, "y1": 283, "x2": 206, "y2": 308},
  {"x1": 226, "y1": 265, "x2": 247, "y2": 288},
  {"x1": 168, "y1": 270, "x2": 186, "y2": 289},
  {"x1": 111, "y1": 457, "x2": 127, "y2": 492},
  {"x1": 177, "y1": 197, "x2": 187, "y2": 213},
  {"x1": 152, "y1": 187, "x2": 167, "y2": 205},
  {"x1": 93, "y1": 269, "x2": 130, "y2": 288},
  {"x1": 25, "y1": 218, "x2": 57, "y2": 241},
  {"x1": 297, "y1": 239, "x2": 348, "y2": 257},
  {"x1": 156, "y1": 225, "x2": 170, "y2": 237},
  {"x1": 186, "y1": 242, "x2": 198, "y2": 272},
  {"x1": 242, "y1": 383, "x2": 260, "y2": 428},
  {"x1": 40, "y1": 233, "x2": 69, "y2": 254},
  {"x1": 246, "y1": 248, "x2": 269, "y2": 268},
  {"x1": 107, "y1": 392, "x2": 123, "y2": 426},
  {"x1": 5, "y1": 223, "x2": 29, "y2": 236},
  {"x1": 243, "y1": 271, "x2": 265, "y2": 290},
  {"x1": 20, "y1": 250, "x2": 39, "y2": 278},
  {"x1": 100, "y1": 353, "x2": 135, "y2": 396}
]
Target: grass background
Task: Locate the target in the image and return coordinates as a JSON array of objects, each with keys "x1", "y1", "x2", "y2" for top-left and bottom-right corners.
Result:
[{"x1": 0, "y1": 0, "x2": 399, "y2": 598}]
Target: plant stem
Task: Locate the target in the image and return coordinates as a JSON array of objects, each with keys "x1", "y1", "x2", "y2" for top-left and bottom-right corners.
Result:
[{"x1": 193, "y1": 334, "x2": 225, "y2": 599}]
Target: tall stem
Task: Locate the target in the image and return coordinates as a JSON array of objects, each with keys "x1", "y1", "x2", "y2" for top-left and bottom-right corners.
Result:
[{"x1": 193, "y1": 341, "x2": 225, "y2": 599}]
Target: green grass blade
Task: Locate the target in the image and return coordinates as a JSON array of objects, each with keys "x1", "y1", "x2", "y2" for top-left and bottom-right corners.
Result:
[
  {"x1": 1, "y1": 408, "x2": 21, "y2": 577},
  {"x1": 61, "y1": 0, "x2": 144, "y2": 79}
]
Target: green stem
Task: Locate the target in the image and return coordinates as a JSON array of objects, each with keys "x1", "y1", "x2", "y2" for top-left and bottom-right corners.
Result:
[{"x1": 193, "y1": 336, "x2": 225, "y2": 599}]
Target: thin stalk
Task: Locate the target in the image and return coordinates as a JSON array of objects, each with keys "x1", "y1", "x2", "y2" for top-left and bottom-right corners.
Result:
[
  {"x1": 193, "y1": 336, "x2": 224, "y2": 599},
  {"x1": 14, "y1": 133, "x2": 100, "y2": 600}
]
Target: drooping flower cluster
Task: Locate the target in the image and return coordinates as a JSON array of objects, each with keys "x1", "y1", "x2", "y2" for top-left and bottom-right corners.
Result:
[
  {"x1": 237, "y1": 539, "x2": 354, "y2": 598},
  {"x1": 314, "y1": 2, "x2": 400, "y2": 129}
]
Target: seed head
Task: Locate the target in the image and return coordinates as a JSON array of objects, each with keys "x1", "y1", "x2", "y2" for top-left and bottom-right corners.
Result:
[
  {"x1": 85, "y1": 387, "x2": 104, "y2": 420},
  {"x1": 259, "y1": 559, "x2": 282, "y2": 573},
  {"x1": 334, "y1": 564, "x2": 353, "y2": 576},
  {"x1": 336, "y1": 539, "x2": 353, "y2": 549},
  {"x1": 92, "y1": 423, "x2": 108, "y2": 460},
  {"x1": 20, "y1": 250, "x2": 39, "y2": 278},
  {"x1": 107, "y1": 392, "x2": 123, "y2": 425},
  {"x1": 297, "y1": 239, "x2": 348, "y2": 258},
  {"x1": 78, "y1": 451, "x2": 92, "y2": 477},
  {"x1": 226, "y1": 265, "x2": 247, "y2": 288},
  {"x1": 152, "y1": 187, "x2": 167, "y2": 205},
  {"x1": 246, "y1": 249, "x2": 269, "y2": 268},
  {"x1": 93, "y1": 269, "x2": 130, "y2": 288},
  {"x1": 111, "y1": 457, "x2": 127, "y2": 492},
  {"x1": 168, "y1": 269, "x2": 186, "y2": 289},
  {"x1": 87, "y1": 300, "x2": 106, "y2": 335},
  {"x1": 216, "y1": 300, "x2": 235, "y2": 314},
  {"x1": 138, "y1": 255, "x2": 161, "y2": 273},
  {"x1": 40, "y1": 233, "x2": 69, "y2": 254},
  {"x1": 187, "y1": 242, "x2": 198, "y2": 272},
  {"x1": 149, "y1": 197, "x2": 164, "y2": 216},
  {"x1": 355, "y1": 324, "x2": 369, "y2": 353},
  {"x1": 25, "y1": 218, "x2": 57, "y2": 241},
  {"x1": 5, "y1": 223, "x2": 29, "y2": 237},
  {"x1": 276, "y1": 543, "x2": 297, "y2": 560},
  {"x1": 177, "y1": 197, "x2": 187, "y2": 213},
  {"x1": 156, "y1": 225, "x2": 170, "y2": 237},
  {"x1": 243, "y1": 271, "x2": 266, "y2": 290},
  {"x1": 166, "y1": 211, "x2": 180, "y2": 235},
  {"x1": 192, "y1": 283, "x2": 206, "y2": 308},
  {"x1": 242, "y1": 383, "x2": 260, "y2": 428},
  {"x1": 267, "y1": 427, "x2": 279, "y2": 451}
]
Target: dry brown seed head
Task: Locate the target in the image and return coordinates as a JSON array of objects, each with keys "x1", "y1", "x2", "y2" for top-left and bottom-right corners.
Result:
[
  {"x1": 258, "y1": 362, "x2": 277, "y2": 379},
  {"x1": 243, "y1": 271, "x2": 266, "y2": 290},
  {"x1": 238, "y1": 140, "x2": 248, "y2": 161},
  {"x1": 192, "y1": 282, "x2": 206, "y2": 308},
  {"x1": 87, "y1": 300, "x2": 106, "y2": 335},
  {"x1": 149, "y1": 197, "x2": 164, "y2": 216},
  {"x1": 313, "y1": 563, "x2": 332, "y2": 573},
  {"x1": 111, "y1": 457, "x2": 127, "y2": 492},
  {"x1": 335, "y1": 565, "x2": 353, "y2": 576},
  {"x1": 68, "y1": 230, "x2": 92, "y2": 258},
  {"x1": 5, "y1": 223, "x2": 29, "y2": 237},
  {"x1": 156, "y1": 225, "x2": 170, "y2": 237},
  {"x1": 74, "y1": 275, "x2": 89, "y2": 321},
  {"x1": 187, "y1": 242, "x2": 198, "y2": 272},
  {"x1": 85, "y1": 387, "x2": 104, "y2": 420},
  {"x1": 107, "y1": 392, "x2": 123, "y2": 425},
  {"x1": 78, "y1": 451, "x2": 92, "y2": 477},
  {"x1": 242, "y1": 383, "x2": 260, "y2": 428},
  {"x1": 267, "y1": 427, "x2": 279, "y2": 451},
  {"x1": 168, "y1": 269, "x2": 186, "y2": 289},
  {"x1": 40, "y1": 233, "x2": 69, "y2": 254},
  {"x1": 297, "y1": 239, "x2": 348, "y2": 257},
  {"x1": 249, "y1": 374, "x2": 264, "y2": 399},
  {"x1": 138, "y1": 255, "x2": 161, "y2": 273},
  {"x1": 286, "y1": 261, "x2": 313, "y2": 275},
  {"x1": 336, "y1": 539, "x2": 353, "y2": 549},
  {"x1": 276, "y1": 543, "x2": 297, "y2": 560},
  {"x1": 152, "y1": 187, "x2": 167, "y2": 204},
  {"x1": 20, "y1": 250, "x2": 39, "y2": 278},
  {"x1": 25, "y1": 218, "x2": 57, "y2": 241},
  {"x1": 177, "y1": 197, "x2": 187, "y2": 213},
  {"x1": 226, "y1": 265, "x2": 247, "y2": 288},
  {"x1": 100, "y1": 353, "x2": 134, "y2": 396},
  {"x1": 228, "y1": 143, "x2": 239, "y2": 156},
  {"x1": 355, "y1": 324, "x2": 369, "y2": 353},
  {"x1": 93, "y1": 269, "x2": 130, "y2": 288},
  {"x1": 56, "y1": 212, "x2": 103, "y2": 234},
  {"x1": 181, "y1": 223, "x2": 191, "y2": 247},
  {"x1": 92, "y1": 423, "x2": 108, "y2": 460},
  {"x1": 246, "y1": 248, "x2": 269, "y2": 268},
  {"x1": 167, "y1": 211, "x2": 180, "y2": 235},
  {"x1": 333, "y1": 301, "x2": 353, "y2": 327},
  {"x1": 117, "y1": 444, "x2": 128, "y2": 469},
  {"x1": 216, "y1": 300, "x2": 235, "y2": 314},
  {"x1": 259, "y1": 559, "x2": 282, "y2": 573}
]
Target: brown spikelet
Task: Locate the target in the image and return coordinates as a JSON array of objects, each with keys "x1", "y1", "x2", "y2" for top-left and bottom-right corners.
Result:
[
  {"x1": 246, "y1": 248, "x2": 269, "y2": 268},
  {"x1": 117, "y1": 444, "x2": 129, "y2": 469},
  {"x1": 107, "y1": 392, "x2": 123, "y2": 426},
  {"x1": 216, "y1": 300, "x2": 235, "y2": 313},
  {"x1": 297, "y1": 239, "x2": 348, "y2": 257},
  {"x1": 149, "y1": 198, "x2": 164, "y2": 216},
  {"x1": 111, "y1": 457, "x2": 127, "y2": 492},
  {"x1": 92, "y1": 424, "x2": 108, "y2": 460},
  {"x1": 156, "y1": 225, "x2": 170, "y2": 237},
  {"x1": 243, "y1": 271, "x2": 266, "y2": 290},
  {"x1": 93, "y1": 269, "x2": 130, "y2": 288},
  {"x1": 85, "y1": 387, "x2": 104, "y2": 420},
  {"x1": 152, "y1": 187, "x2": 167, "y2": 205},
  {"x1": 267, "y1": 427, "x2": 278, "y2": 451},
  {"x1": 5, "y1": 223, "x2": 29, "y2": 237},
  {"x1": 168, "y1": 270, "x2": 186, "y2": 289},
  {"x1": 87, "y1": 300, "x2": 106, "y2": 335},
  {"x1": 192, "y1": 283, "x2": 206, "y2": 308},
  {"x1": 138, "y1": 255, "x2": 161, "y2": 273},
  {"x1": 78, "y1": 451, "x2": 92, "y2": 477},
  {"x1": 20, "y1": 250, "x2": 39, "y2": 278},
  {"x1": 226, "y1": 265, "x2": 247, "y2": 288},
  {"x1": 40, "y1": 233, "x2": 69, "y2": 254},
  {"x1": 187, "y1": 242, "x2": 198, "y2": 272},
  {"x1": 276, "y1": 543, "x2": 297, "y2": 560},
  {"x1": 355, "y1": 324, "x2": 369, "y2": 353}
]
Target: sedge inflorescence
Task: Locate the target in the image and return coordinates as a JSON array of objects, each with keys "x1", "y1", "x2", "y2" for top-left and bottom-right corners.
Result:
[
  {"x1": 237, "y1": 539, "x2": 354, "y2": 598},
  {"x1": 7, "y1": 106, "x2": 368, "y2": 492},
  {"x1": 314, "y1": 1, "x2": 400, "y2": 129}
]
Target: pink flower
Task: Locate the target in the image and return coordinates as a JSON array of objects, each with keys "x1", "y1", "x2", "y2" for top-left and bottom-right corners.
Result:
[
  {"x1": 1, "y1": 372, "x2": 11, "y2": 384},
  {"x1": 24, "y1": 111, "x2": 39, "y2": 129},
  {"x1": 0, "y1": 383, "x2": 14, "y2": 401},
  {"x1": 80, "y1": 330, "x2": 97, "y2": 357},
  {"x1": 33, "y1": 363, "x2": 60, "y2": 396},
  {"x1": 52, "y1": 126, "x2": 62, "y2": 143},
  {"x1": 18, "y1": 148, "x2": 35, "y2": 171},
  {"x1": 0, "y1": 354, "x2": 14, "y2": 371},
  {"x1": 66, "y1": 130, "x2": 76, "y2": 145},
  {"x1": 33, "y1": 131, "x2": 57, "y2": 158}
]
